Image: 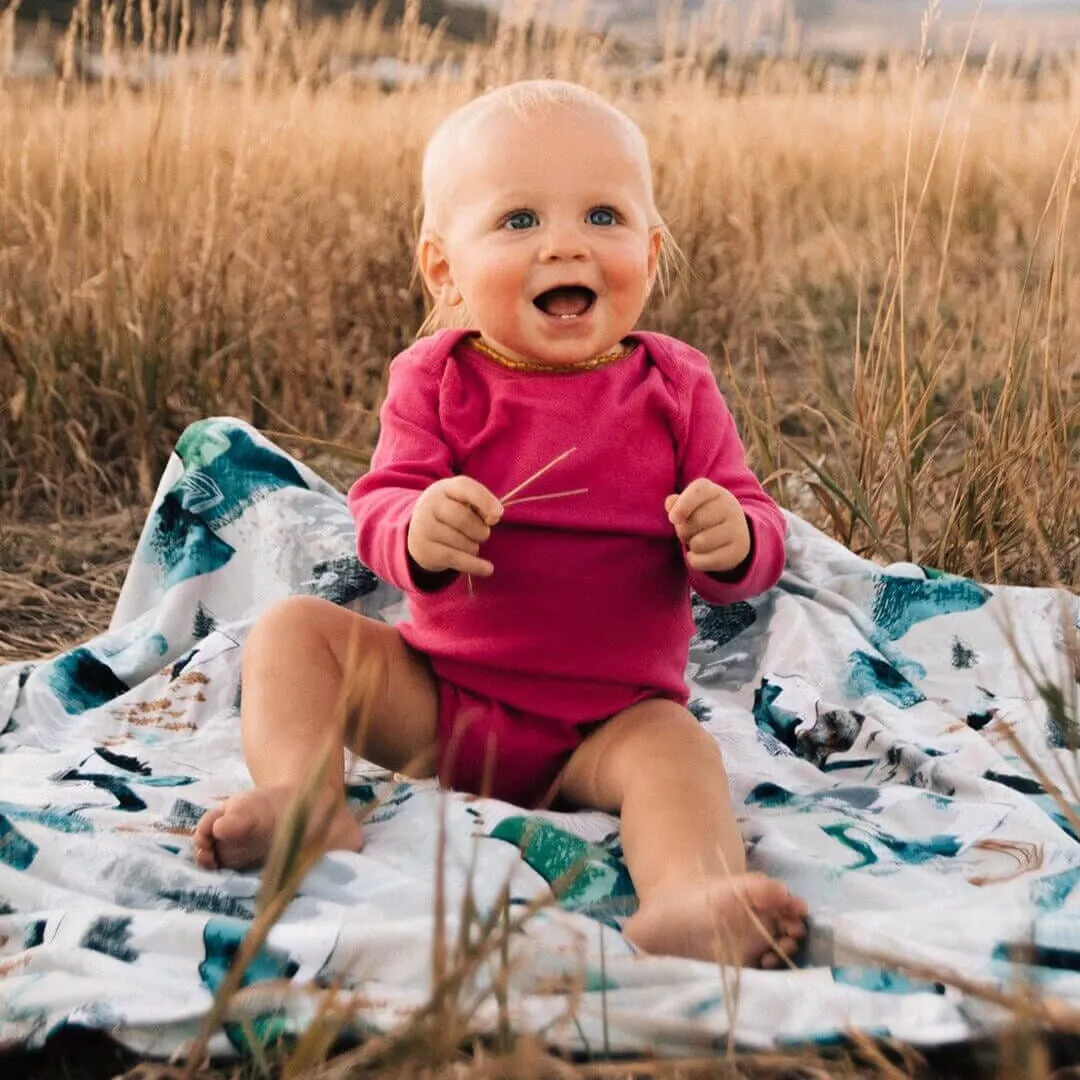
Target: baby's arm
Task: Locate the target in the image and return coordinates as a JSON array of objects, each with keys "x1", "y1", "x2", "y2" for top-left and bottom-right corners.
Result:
[
  {"x1": 348, "y1": 348, "x2": 502, "y2": 591},
  {"x1": 671, "y1": 362, "x2": 786, "y2": 603}
]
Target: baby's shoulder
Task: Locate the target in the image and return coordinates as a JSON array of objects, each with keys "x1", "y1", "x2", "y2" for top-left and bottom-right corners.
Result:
[
  {"x1": 631, "y1": 331, "x2": 715, "y2": 386},
  {"x1": 389, "y1": 329, "x2": 474, "y2": 380}
]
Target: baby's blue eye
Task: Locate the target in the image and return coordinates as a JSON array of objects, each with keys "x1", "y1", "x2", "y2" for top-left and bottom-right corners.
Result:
[
  {"x1": 588, "y1": 207, "x2": 617, "y2": 226},
  {"x1": 505, "y1": 210, "x2": 538, "y2": 230}
]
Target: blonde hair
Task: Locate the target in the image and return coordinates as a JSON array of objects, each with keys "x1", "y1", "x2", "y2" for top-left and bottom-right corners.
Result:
[{"x1": 416, "y1": 80, "x2": 677, "y2": 334}]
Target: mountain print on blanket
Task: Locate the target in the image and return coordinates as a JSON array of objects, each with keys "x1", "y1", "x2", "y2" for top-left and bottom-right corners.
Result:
[{"x1": 1, "y1": 416, "x2": 1080, "y2": 1059}]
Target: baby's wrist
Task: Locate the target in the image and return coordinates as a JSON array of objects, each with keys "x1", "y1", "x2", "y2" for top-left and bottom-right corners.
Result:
[
  {"x1": 705, "y1": 517, "x2": 756, "y2": 583},
  {"x1": 407, "y1": 550, "x2": 457, "y2": 592}
]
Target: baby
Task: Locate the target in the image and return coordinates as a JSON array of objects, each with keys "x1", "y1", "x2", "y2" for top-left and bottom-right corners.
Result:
[{"x1": 194, "y1": 80, "x2": 807, "y2": 967}]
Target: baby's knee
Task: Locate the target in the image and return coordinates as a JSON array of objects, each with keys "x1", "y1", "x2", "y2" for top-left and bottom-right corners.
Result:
[
  {"x1": 617, "y1": 698, "x2": 701, "y2": 743},
  {"x1": 244, "y1": 595, "x2": 390, "y2": 672},
  {"x1": 254, "y1": 593, "x2": 329, "y2": 630},
  {"x1": 608, "y1": 701, "x2": 718, "y2": 770},
  {"x1": 244, "y1": 595, "x2": 337, "y2": 661}
]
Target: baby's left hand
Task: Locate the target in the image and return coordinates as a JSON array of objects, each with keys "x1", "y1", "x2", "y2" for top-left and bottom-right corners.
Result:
[{"x1": 665, "y1": 479, "x2": 751, "y2": 574}]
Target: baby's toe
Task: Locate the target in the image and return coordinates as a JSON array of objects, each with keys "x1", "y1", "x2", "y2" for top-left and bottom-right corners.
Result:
[
  {"x1": 193, "y1": 823, "x2": 221, "y2": 870},
  {"x1": 211, "y1": 803, "x2": 256, "y2": 843},
  {"x1": 194, "y1": 843, "x2": 219, "y2": 870}
]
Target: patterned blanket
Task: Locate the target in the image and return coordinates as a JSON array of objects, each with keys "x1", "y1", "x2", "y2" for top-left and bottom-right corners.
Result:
[{"x1": 2, "y1": 417, "x2": 1079, "y2": 1059}]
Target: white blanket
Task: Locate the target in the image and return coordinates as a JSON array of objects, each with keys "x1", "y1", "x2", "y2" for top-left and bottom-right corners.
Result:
[{"x1": 2, "y1": 417, "x2": 1079, "y2": 1058}]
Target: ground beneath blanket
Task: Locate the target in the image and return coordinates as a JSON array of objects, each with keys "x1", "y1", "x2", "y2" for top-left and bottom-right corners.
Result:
[
  {"x1": 5, "y1": 1025, "x2": 1080, "y2": 1078},
  {"x1": 0, "y1": 514, "x2": 141, "y2": 664}
]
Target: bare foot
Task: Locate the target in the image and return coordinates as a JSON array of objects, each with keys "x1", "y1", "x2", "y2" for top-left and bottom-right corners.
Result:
[
  {"x1": 193, "y1": 786, "x2": 364, "y2": 871},
  {"x1": 623, "y1": 872, "x2": 807, "y2": 967}
]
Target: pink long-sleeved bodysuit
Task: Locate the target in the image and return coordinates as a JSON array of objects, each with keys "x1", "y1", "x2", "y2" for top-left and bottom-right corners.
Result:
[{"x1": 348, "y1": 329, "x2": 786, "y2": 804}]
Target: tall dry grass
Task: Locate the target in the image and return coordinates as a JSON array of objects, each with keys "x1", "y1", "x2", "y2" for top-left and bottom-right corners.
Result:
[
  {"x1": 1, "y1": 1, "x2": 1078, "y2": 585},
  {"x1": 3, "y1": 7, "x2": 1080, "y2": 1076}
]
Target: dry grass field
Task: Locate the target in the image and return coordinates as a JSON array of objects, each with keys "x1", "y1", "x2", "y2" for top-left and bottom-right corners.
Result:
[
  {"x1": 2, "y1": 5, "x2": 1079, "y2": 642},
  {"x1": 1, "y1": 5, "x2": 1077, "y2": 626},
  {"x1": 1, "y1": 1, "x2": 1080, "y2": 1076}
]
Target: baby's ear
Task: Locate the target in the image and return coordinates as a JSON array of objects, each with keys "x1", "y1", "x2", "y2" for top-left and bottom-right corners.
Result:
[
  {"x1": 417, "y1": 236, "x2": 460, "y2": 305},
  {"x1": 646, "y1": 226, "x2": 664, "y2": 292}
]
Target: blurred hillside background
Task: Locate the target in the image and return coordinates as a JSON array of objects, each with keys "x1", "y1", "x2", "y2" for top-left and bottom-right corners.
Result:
[
  {"x1": 10, "y1": 0, "x2": 1080, "y2": 54},
  {"x1": 465, "y1": 0, "x2": 1080, "y2": 53}
]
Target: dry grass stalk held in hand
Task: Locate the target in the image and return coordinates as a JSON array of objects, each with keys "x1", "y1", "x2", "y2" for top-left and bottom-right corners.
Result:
[{"x1": 463, "y1": 447, "x2": 587, "y2": 596}]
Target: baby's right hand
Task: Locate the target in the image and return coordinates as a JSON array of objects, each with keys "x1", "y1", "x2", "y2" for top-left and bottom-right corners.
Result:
[{"x1": 407, "y1": 476, "x2": 503, "y2": 578}]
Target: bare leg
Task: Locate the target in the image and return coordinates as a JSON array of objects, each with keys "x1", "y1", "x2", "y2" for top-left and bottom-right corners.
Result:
[
  {"x1": 194, "y1": 595, "x2": 438, "y2": 870},
  {"x1": 557, "y1": 700, "x2": 807, "y2": 966}
]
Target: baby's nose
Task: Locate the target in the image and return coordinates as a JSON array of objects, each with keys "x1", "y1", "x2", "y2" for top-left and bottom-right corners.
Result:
[{"x1": 539, "y1": 225, "x2": 588, "y2": 261}]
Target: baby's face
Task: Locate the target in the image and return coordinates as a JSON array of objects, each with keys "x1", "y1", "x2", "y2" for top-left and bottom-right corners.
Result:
[{"x1": 422, "y1": 104, "x2": 661, "y2": 367}]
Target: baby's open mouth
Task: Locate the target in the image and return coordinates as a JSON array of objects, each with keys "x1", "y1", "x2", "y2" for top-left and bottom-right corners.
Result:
[{"x1": 533, "y1": 286, "x2": 596, "y2": 319}]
